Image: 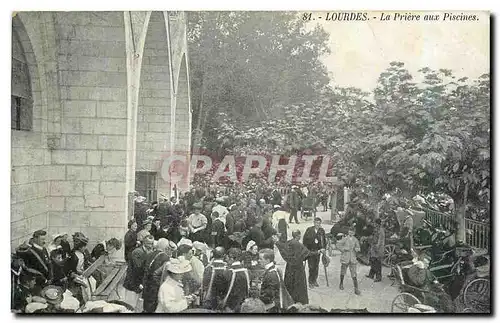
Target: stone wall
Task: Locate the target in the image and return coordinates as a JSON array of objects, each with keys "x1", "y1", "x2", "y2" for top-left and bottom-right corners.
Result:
[
  {"x1": 136, "y1": 12, "x2": 172, "y2": 196},
  {"x1": 50, "y1": 12, "x2": 129, "y2": 245},
  {"x1": 11, "y1": 13, "x2": 52, "y2": 249},
  {"x1": 11, "y1": 11, "x2": 191, "y2": 250}
]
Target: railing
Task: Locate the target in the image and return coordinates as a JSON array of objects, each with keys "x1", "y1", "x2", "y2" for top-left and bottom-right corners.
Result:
[
  {"x1": 465, "y1": 219, "x2": 490, "y2": 250},
  {"x1": 422, "y1": 208, "x2": 490, "y2": 250},
  {"x1": 423, "y1": 208, "x2": 455, "y2": 231}
]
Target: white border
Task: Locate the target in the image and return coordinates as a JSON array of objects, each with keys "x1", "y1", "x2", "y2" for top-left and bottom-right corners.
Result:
[{"x1": 1, "y1": 1, "x2": 496, "y2": 323}]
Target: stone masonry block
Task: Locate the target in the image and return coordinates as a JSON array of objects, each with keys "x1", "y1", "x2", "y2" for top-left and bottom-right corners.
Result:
[
  {"x1": 148, "y1": 122, "x2": 169, "y2": 133},
  {"x1": 11, "y1": 166, "x2": 32, "y2": 185},
  {"x1": 11, "y1": 148, "x2": 45, "y2": 167},
  {"x1": 62, "y1": 100, "x2": 96, "y2": 117},
  {"x1": 69, "y1": 212, "x2": 90, "y2": 227},
  {"x1": 91, "y1": 166, "x2": 125, "y2": 181},
  {"x1": 97, "y1": 135, "x2": 127, "y2": 150},
  {"x1": 102, "y1": 151, "x2": 127, "y2": 166},
  {"x1": 11, "y1": 219, "x2": 30, "y2": 240},
  {"x1": 47, "y1": 197, "x2": 65, "y2": 211},
  {"x1": 93, "y1": 119, "x2": 127, "y2": 135},
  {"x1": 28, "y1": 213, "x2": 48, "y2": 233},
  {"x1": 83, "y1": 181, "x2": 100, "y2": 195},
  {"x1": 65, "y1": 197, "x2": 87, "y2": 211},
  {"x1": 48, "y1": 212, "x2": 70, "y2": 227},
  {"x1": 86, "y1": 151, "x2": 102, "y2": 165},
  {"x1": 89, "y1": 212, "x2": 123, "y2": 227},
  {"x1": 100, "y1": 182, "x2": 126, "y2": 197},
  {"x1": 33, "y1": 165, "x2": 67, "y2": 181},
  {"x1": 65, "y1": 134, "x2": 99, "y2": 150},
  {"x1": 11, "y1": 182, "x2": 48, "y2": 204},
  {"x1": 103, "y1": 197, "x2": 125, "y2": 212},
  {"x1": 52, "y1": 150, "x2": 87, "y2": 165},
  {"x1": 66, "y1": 166, "x2": 92, "y2": 181},
  {"x1": 84, "y1": 194, "x2": 105, "y2": 208},
  {"x1": 96, "y1": 102, "x2": 127, "y2": 119},
  {"x1": 50, "y1": 181, "x2": 84, "y2": 196},
  {"x1": 11, "y1": 198, "x2": 48, "y2": 223}
]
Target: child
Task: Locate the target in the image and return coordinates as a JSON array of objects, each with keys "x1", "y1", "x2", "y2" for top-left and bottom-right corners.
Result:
[{"x1": 336, "y1": 225, "x2": 361, "y2": 295}]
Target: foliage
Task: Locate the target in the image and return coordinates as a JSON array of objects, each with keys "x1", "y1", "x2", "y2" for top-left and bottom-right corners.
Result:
[
  {"x1": 214, "y1": 62, "x2": 490, "y2": 220},
  {"x1": 187, "y1": 12, "x2": 331, "y2": 151}
]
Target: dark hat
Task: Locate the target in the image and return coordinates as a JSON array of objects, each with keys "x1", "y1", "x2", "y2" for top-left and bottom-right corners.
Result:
[
  {"x1": 73, "y1": 232, "x2": 89, "y2": 244},
  {"x1": 33, "y1": 230, "x2": 47, "y2": 238},
  {"x1": 40, "y1": 285, "x2": 64, "y2": 305}
]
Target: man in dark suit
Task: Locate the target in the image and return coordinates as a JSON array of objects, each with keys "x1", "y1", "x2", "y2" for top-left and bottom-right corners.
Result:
[
  {"x1": 220, "y1": 248, "x2": 250, "y2": 312},
  {"x1": 201, "y1": 247, "x2": 227, "y2": 309},
  {"x1": 123, "y1": 234, "x2": 154, "y2": 308},
  {"x1": 302, "y1": 217, "x2": 327, "y2": 288},
  {"x1": 17, "y1": 230, "x2": 53, "y2": 293},
  {"x1": 288, "y1": 186, "x2": 301, "y2": 224},
  {"x1": 258, "y1": 248, "x2": 292, "y2": 313},
  {"x1": 210, "y1": 212, "x2": 225, "y2": 248}
]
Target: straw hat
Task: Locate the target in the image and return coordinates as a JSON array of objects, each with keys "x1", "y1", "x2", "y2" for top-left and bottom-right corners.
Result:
[
  {"x1": 178, "y1": 238, "x2": 193, "y2": 248},
  {"x1": 156, "y1": 238, "x2": 170, "y2": 251},
  {"x1": 246, "y1": 240, "x2": 257, "y2": 252},
  {"x1": 40, "y1": 285, "x2": 64, "y2": 305},
  {"x1": 193, "y1": 241, "x2": 209, "y2": 252},
  {"x1": 166, "y1": 258, "x2": 192, "y2": 274}
]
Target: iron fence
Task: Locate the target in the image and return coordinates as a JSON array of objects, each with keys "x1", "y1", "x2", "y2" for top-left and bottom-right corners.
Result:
[{"x1": 422, "y1": 208, "x2": 490, "y2": 250}]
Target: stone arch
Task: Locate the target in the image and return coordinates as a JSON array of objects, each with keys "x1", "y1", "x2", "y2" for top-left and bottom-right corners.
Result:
[
  {"x1": 135, "y1": 11, "x2": 173, "y2": 200},
  {"x1": 12, "y1": 15, "x2": 42, "y2": 132},
  {"x1": 13, "y1": 12, "x2": 61, "y2": 135},
  {"x1": 173, "y1": 53, "x2": 191, "y2": 192}
]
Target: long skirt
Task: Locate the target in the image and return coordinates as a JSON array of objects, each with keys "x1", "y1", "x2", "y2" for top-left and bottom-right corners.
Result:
[
  {"x1": 278, "y1": 219, "x2": 288, "y2": 242},
  {"x1": 284, "y1": 264, "x2": 308, "y2": 305}
]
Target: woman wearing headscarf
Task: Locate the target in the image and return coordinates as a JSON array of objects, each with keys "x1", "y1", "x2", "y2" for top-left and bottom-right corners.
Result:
[{"x1": 243, "y1": 241, "x2": 260, "y2": 270}]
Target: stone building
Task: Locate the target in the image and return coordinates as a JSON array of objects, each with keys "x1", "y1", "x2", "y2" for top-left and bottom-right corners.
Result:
[{"x1": 11, "y1": 11, "x2": 192, "y2": 250}]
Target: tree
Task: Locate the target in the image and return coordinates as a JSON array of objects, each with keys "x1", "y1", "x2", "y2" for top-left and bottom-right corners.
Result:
[
  {"x1": 214, "y1": 61, "x2": 491, "y2": 233},
  {"x1": 187, "y1": 12, "x2": 331, "y2": 151}
]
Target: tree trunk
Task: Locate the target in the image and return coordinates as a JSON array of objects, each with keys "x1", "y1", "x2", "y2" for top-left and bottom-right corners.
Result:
[
  {"x1": 456, "y1": 181, "x2": 469, "y2": 243},
  {"x1": 193, "y1": 73, "x2": 206, "y2": 151}
]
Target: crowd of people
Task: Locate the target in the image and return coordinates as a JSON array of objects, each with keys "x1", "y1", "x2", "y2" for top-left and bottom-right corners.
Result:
[
  {"x1": 120, "y1": 182, "x2": 342, "y2": 313},
  {"x1": 11, "y1": 180, "x2": 433, "y2": 313}
]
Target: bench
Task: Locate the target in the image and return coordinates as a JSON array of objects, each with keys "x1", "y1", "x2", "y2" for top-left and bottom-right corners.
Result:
[{"x1": 81, "y1": 256, "x2": 128, "y2": 302}]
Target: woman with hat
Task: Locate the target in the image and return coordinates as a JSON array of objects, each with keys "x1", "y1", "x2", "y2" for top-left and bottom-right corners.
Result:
[
  {"x1": 156, "y1": 259, "x2": 194, "y2": 313},
  {"x1": 137, "y1": 219, "x2": 153, "y2": 243},
  {"x1": 66, "y1": 233, "x2": 92, "y2": 304},
  {"x1": 47, "y1": 233, "x2": 65, "y2": 255}
]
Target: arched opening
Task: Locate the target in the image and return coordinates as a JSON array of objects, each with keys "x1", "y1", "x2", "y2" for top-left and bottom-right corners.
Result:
[
  {"x1": 135, "y1": 11, "x2": 172, "y2": 201},
  {"x1": 11, "y1": 18, "x2": 33, "y2": 131},
  {"x1": 173, "y1": 53, "x2": 191, "y2": 192}
]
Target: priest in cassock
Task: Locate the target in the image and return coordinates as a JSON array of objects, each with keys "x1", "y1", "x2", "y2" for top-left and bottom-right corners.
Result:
[{"x1": 275, "y1": 230, "x2": 318, "y2": 305}]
